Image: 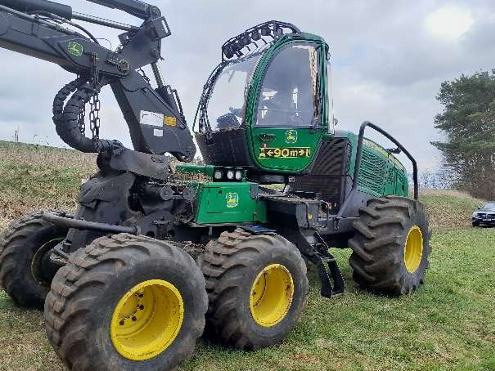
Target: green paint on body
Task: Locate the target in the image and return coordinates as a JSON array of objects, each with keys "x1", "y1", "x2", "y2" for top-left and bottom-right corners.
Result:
[
  {"x1": 337, "y1": 131, "x2": 409, "y2": 198},
  {"x1": 194, "y1": 182, "x2": 267, "y2": 224}
]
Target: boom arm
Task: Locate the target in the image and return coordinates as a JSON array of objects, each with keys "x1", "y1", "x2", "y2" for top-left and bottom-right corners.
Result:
[{"x1": 0, "y1": 0, "x2": 196, "y2": 160}]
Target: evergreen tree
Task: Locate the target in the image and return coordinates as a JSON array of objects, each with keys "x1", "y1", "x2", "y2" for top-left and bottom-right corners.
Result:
[{"x1": 433, "y1": 70, "x2": 495, "y2": 199}]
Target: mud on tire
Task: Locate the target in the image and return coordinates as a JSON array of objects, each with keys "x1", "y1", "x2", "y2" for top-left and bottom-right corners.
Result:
[
  {"x1": 45, "y1": 233, "x2": 208, "y2": 371},
  {"x1": 348, "y1": 196, "x2": 431, "y2": 296},
  {"x1": 0, "y1": 210, "x2": 68, "y2": 309},
  {"x1": 201, "y1": 228, "x2": 308, "y2": 350}
]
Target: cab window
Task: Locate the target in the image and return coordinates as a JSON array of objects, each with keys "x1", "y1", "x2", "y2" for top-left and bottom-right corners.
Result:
[
  {"x1": 256, "y1": 43, "x2": 319, "y2": 128},
  {"x1": 206, "y1": 55, "x2": 261, "y2": 132}
]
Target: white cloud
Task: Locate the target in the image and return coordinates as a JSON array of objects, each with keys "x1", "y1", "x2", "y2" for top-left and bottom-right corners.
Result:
[
  {"x1": 426, "y1": 6, "x2": 473, "y2": 40},
  {"x1": 0, "y1": 0, "x2": 493, "y2": 173}
]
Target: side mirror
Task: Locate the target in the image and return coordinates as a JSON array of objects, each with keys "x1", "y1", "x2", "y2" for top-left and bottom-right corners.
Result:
[{"x1": 387, "y1": 147, "x2": 402, "y2": 155}]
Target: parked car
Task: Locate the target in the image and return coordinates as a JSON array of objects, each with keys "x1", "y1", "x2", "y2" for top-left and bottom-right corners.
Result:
[{"x1": 472, "y1": 202, "x2": 495, "y2": 227}]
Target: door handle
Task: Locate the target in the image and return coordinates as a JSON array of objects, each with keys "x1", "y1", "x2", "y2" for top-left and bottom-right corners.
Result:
[{"x1": 258, "y1": 133, "x2": 276, "y2": 142}]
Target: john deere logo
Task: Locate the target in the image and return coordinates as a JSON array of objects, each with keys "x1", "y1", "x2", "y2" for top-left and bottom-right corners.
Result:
[
  {"x1": 285, "y1": 130, "x2": 297, "y2": 144},
  {"x1": 68, "y1": 41, "x2": 84, "y2": 57},
  {"x1": 226, "y1": 193, "x2": 239, "y2": 208}
]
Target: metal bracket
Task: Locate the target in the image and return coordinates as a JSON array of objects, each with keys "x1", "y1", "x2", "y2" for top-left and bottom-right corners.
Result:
[{"x1": 239, "y1": 225, "x2": 277, "y2": 235}]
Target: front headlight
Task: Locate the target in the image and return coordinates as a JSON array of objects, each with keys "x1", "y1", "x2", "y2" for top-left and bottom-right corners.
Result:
[
  {"x1": 472, "y1": 212, "x2": 478, "y2": 217},
  {"x1": 214, "y1": 170, "x2": 223, "y2": 180}
]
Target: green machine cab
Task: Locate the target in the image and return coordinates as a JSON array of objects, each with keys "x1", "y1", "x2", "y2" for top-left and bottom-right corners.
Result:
[{"x1": 178, "y1": 21, "x2": 410, "y2": 230}]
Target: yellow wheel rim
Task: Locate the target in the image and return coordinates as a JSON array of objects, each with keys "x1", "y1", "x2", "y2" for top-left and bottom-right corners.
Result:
[
  {"x1": 110, "y1": 279, "x2": 184, "y2": 361},
  {"x1": 249, "y1": 264, "x2": 294, "y2": 327},
  {"x1": 404, "y1": 226, "x2": 424, "y2": 273}
]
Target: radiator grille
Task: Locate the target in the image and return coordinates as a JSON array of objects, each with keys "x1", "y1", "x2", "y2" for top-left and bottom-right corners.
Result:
[
  {"x1": 357, "y1": 147, "x2": 387, "y2": 196},
  {"x1": 293, "y1": 138, "x2": 349, "y2": 205}
]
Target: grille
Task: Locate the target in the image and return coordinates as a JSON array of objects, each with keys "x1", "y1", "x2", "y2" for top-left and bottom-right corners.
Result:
[
  {"x1": 293, "y1": 138, "x2": 349, "y2": 205},
  {"x1": 310, "y1": 138, "x2": 349, "y2": 175},
  {"x1": 357, "y1": 147, "x2": 387, "y2": 196}
]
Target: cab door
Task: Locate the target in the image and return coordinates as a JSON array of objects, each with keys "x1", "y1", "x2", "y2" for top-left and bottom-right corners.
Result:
[{"x1": 249, "y1": 41, "x2": 326, "y2": 172}]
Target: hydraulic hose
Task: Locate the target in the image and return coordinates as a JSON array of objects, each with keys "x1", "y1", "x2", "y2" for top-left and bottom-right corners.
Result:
[
  {"x1": 0, "y1": 0, "x2": 72, "y2": 19},
  {"x1": 52, "y1": 78, "x2": 100, "y2": 153}
]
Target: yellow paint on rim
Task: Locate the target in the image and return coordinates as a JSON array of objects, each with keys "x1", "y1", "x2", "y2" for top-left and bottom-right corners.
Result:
[
  {"x1": 110, "y1": 279, "x2": 184, "y2": 361},
  {"x1": 404, "y1": 225, "x2": 424, "y2": 273},
  {"x1": 249, "y1": 264, "x2": 294, "y2": 327}
]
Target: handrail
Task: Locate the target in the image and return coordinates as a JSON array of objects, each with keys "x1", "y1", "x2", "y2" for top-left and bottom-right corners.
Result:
[
  {"x1": 334, "y1": 121, "x2": 419, "y2": 226},
  {"x1": 353, "y1": 121, "x2": 418, "y2": 200}
]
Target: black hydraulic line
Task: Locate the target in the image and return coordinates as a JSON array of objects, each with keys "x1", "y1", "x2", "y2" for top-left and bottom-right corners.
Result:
[
  {"x1": 53, "y1": 82, "x2": 100, "y2": 153},
  {"x1": 52, "y1": 77, "x2": 85, "y2": 119},
  {"x1": 0, "y1": 0, "x2": 72, "y2": 19},
  {"x1": 63, "y1": 18, "x2": 99, "y2": 44},
  {"x1": 29, "y1": 10, "x2": 100, "y2": 44},
  {"x1": 42, "y1": 212, "x2": 139, "y2": 234}
]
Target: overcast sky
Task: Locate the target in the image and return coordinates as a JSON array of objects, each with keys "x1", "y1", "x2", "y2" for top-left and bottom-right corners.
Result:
[{"x1": 1, "y1": 0, "x2": 494, "y2": 171}]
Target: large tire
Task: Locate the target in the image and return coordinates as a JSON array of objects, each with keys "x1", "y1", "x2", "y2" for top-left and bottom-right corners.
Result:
[
  {"x1": 0, "y1": 211, "x2": 68, "y2": 309},
  {"x1": 201, "y1": 228, "x2": 308, "y2": 350},
  {"x1": 45, "y1": 234, "x2": 207, "y2": 371},
  {"x1": 348, "y1": 196, "x2": 431, "y2": 296}
]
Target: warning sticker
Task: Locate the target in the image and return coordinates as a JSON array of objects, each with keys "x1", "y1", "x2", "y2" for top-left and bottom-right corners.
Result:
[
  {"x1": 259, "y1": 147, "x2": 311, "y2": 159},
  {"x1": 154, "y1": 129, "x2": 163, "y2": 137},
  {"x1": 140, "y1": 110, "x2": 164, "y2": 127},
  {"x1": 164, "y1": 116, "x2": 177, "y2": 127}
]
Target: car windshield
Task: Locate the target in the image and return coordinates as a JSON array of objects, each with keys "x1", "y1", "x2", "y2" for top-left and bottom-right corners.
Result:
[
  {"x1": 480, "y1": 202, "x2": 495, "y2": 210},
  {"x1": 207, "y1": 54, "x2": 262, "y2": 131}
]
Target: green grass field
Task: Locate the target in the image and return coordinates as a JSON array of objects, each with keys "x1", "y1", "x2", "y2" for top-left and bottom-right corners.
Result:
[{"x1": 0, "y1": 141, "x2": 494, "y2": 371}]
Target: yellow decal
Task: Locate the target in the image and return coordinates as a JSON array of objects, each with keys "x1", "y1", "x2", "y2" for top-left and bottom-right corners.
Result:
[
  {"x1": 164, "y1": 116, "x2": 177, "y2": 127},
  {"x1": 67, "y1": 41, "x2": 84, "y2": 57},
  {"x1": 259, "y1": 147, "x2": 311, "y2": 159},
  {"x1": 285, "y1": 130, "x2": 297, "y2": 144},
  {"x1": 226, "y1": 193, "x2": 239, "y2": 208}
]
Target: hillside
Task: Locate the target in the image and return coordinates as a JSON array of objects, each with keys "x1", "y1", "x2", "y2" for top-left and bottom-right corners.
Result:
[
  {"x1": 0, "y1": 141, "x2": 96, "y2": 231},
  {"x1": 0, "y1": 141, "x2": 494, "y2": 371},
  {"x1": 0, "y1": 141, "x2": 485, "y2": 231}
]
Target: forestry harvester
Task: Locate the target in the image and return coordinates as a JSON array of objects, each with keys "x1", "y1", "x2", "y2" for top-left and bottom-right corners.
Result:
[{"x1": 0, "y1": 1, "x2": 431, "y2": 370}]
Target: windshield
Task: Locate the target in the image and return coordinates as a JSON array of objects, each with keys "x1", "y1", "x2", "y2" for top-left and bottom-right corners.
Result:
[
  {"x1": 207, "y1": 55, "x2": 261, "y2": 131},
  {"x1": 481, "y1": 202, "x2": 495, "y2": 210},
  {"x1": 256, "y1": 43, "x2": 319, "y2": 128}
]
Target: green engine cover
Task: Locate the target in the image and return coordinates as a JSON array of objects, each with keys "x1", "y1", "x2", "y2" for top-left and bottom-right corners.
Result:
[{"x1": 193, "y1": 182, "x2": 268, "y2": 224}]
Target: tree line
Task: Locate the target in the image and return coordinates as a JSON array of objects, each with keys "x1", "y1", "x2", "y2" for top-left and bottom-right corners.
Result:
[{"x1": 433, "y1": 69, "x2": 495, "y2": 200}]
